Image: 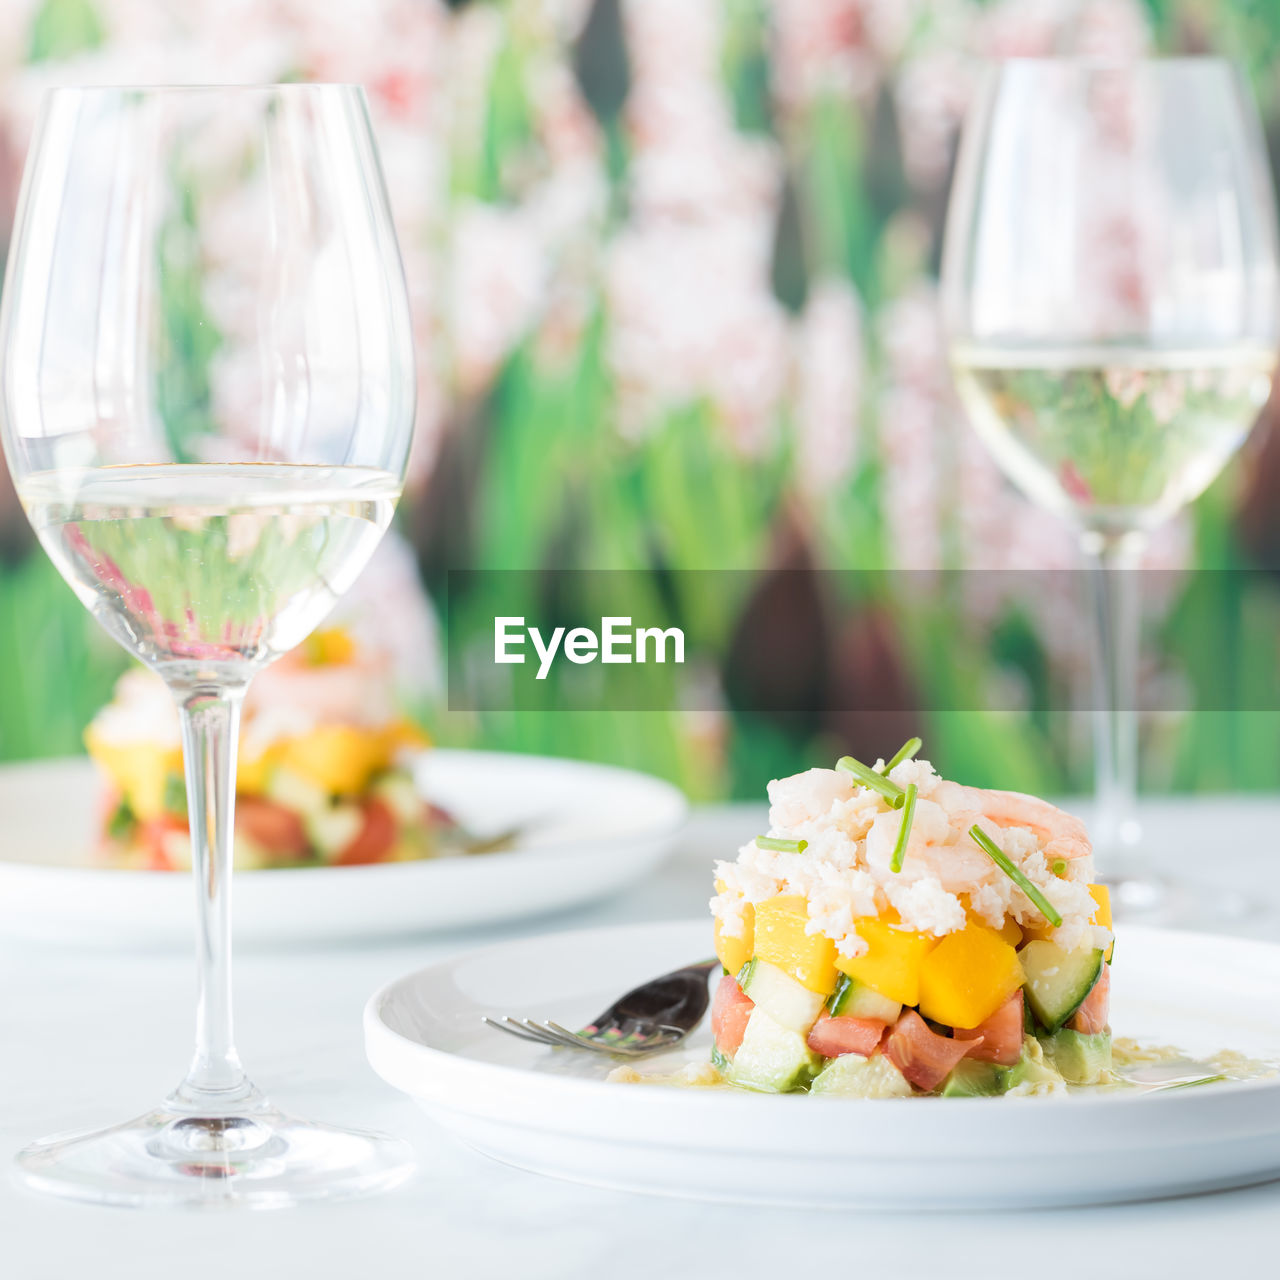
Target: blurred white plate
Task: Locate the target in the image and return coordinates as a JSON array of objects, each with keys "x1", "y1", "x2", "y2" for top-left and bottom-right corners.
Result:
[
  {"x1": 0, "y1": 752, "x2": 686, "y2": 947},
  {"x1": 365, "y1": 918, "x2": 1280, "y2": 1210}
]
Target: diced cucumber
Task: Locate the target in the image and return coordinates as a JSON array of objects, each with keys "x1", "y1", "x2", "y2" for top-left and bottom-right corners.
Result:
[
  {"x1": 828, "y1": 973, "x2": 902, "y2": 1024},
  {"x1": 1018, "y1": 940, "x2": 1104, "y2": 1032},
  {"x1": 723, "y1": 1008, "x2": 822, "y2": 1093},
  {"x1": 710, "y1": 1047, "x2": 731, "y2": 1074},
  {"x1": 810, "y1": 1051, "x2": 913, "y2": 1098},
  {"x1": 1041, "y1": 1028, "x2": 1112, "y2": 1085},
  {"x1": 267, "y1": 768, "x2": 330, "y2": 816},
  {"x1": 941, "y1": 1059, "x2": 1010, "y2": 1097},
  {"x1": 738, "y1": 959, "x2": 827, "y2": 1034},
  {"x1": 305, "y1": 804, "x2": 362, "y2": 856},
  {"x1": 373, "y1": 773, "x2": 424, "y2": 825}
]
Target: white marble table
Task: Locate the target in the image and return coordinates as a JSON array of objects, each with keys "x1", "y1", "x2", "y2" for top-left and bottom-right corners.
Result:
[{"x1": 3, "y1": 801, "x2": 1279, "y2": 1280}]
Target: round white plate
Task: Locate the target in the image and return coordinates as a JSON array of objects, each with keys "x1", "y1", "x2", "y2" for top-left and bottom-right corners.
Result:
[
  {"x1": 0, "y1": 752, "x2": 686, "y2": 947},
  {"x1": 365, "y1": 918, "x2": 1280, "y2": 1210}
]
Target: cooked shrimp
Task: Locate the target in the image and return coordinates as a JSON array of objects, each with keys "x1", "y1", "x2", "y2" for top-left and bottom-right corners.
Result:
[
  {"x1": 932, "y1": 782, "x2": 1091, "y2": 863},
  {"x1": 864, "y1": 798, "x2": 993, "y2": 892},
  {"x1": 767, "y1": 768, "x2": 855, "y2": 829}
]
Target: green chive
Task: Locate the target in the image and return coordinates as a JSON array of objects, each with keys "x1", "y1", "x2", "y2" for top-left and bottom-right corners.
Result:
[
  {"x1": 968, "y1": 825, "x2": 1064, "y2": 928},
  {"x1": 1051, "y1": 858, "x2": 1068, "y2": 877},
  {"x1": 755, "y1": 835, "x2": 808, "y2": 853},
  {"x1": 883, "y1": 737, "x2": 923, "y2": 773},
  {"x1": 836, "y1": 756, "x2": 905, "y2": 805},
  {"x1": 1158, "y1": 1073, "x2": 1227, "y2": 1092},
  {"x1": 890, "y1": 782, "x2": 918, "y2": 873}
]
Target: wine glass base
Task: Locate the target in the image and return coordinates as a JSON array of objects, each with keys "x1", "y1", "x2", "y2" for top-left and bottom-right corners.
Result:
[{"x1": 15, "y1": 1098, "x2": 415, "y2": 1209}]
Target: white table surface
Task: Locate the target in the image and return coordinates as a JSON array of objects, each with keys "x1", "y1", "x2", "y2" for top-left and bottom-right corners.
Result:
[{"x1": 3, "y1": 799, "x2": 1280, "y2": 1280}]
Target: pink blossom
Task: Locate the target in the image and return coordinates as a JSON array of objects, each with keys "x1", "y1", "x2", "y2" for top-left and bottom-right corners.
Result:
[
  {"x1": 606, "y1": 218, "x2": 789, "y2": 453},
  {"x1": 1104, "y1": 366, "x2": 1148, "y2": 411},
  {"x1": 609, "y1": 0, "x2": 789, "y2": 453},
  {"x1": 794, "y1": 277, "x2": 864, "y2": 496},
  {"x1": 450, "y1": 202, "x2": 549, "y2": 399},
  {"x1": 893, "y1": 47, "x2": 972, "y2": 190},
  {"x1": 1072, "y1": 0, "x2": 1150, "y2": 58}
]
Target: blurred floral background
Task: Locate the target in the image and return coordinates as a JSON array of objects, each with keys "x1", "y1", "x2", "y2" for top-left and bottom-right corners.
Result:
[{"x1": 3, "y1": 0, "x2": 1280, "y2": 801}]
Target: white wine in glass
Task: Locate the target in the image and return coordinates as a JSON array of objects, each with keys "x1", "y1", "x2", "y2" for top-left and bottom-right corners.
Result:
[
  {"x1": 942, "y1": 60, "x2": 1279, "y2": 922},
  {"x1": 0, "y1": 87, "x2": 417, "y2": 1207}
]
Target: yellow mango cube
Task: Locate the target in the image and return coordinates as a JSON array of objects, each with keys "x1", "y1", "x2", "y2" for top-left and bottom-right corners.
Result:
[
  {"x1": 753, "y1": 895, "x2": 838, "y2": 994},
  {"x1": 1089, "y1": 883, "x2": 1114, "y2": 961},
  {"x1": 1019, "y1": 915, "x2": 1056, "y2": 943},
  {"x1": 1088, "y1": 884, "x2": 1112, "y2": 929},
  {"x1": 917, "y1": 921, "x2": 1023, "y2": 1030},
  {"x1": 715, "y1": 904, "x2": 754, "y2": 977},
  {"x1": 84, "y1": 730, "x2": 182, "y2": 821},
  {"x1": 836, "y1": 917, "x2": 938, "y2": 1006},
  {"x1": 996, "y1": 916, "x2": 1023, "y2": 948},
  {"x1": 386, "y1": 717, "x2": 430, "y2": 751},
  {"x1": 279, "y1": 725, "x2": 393, "y2": 795},
  {"x1": 301, "y1": 628, "x2": 357, "y2": 666},
  {"x1": 236, "y1": 744, "x2": 280, "y2": 796}
]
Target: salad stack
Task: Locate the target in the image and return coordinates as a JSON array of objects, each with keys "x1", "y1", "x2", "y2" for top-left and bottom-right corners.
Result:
[
  {"x1": 87, "y1": 628, "x2": 453, "y2": 870},
  {"x1": 710, "y1": 742, "x2": 1114, "y2": 1096}
]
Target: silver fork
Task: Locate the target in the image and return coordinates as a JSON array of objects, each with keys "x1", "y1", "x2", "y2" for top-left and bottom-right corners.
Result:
[{"x1": 484, "y1": 959, "x2": 718, "y2": 1058}]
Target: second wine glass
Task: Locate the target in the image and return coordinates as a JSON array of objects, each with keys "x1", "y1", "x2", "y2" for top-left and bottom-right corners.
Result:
[{"x1": 942, "y1": 59, "x2": 1279, "y2": 922}]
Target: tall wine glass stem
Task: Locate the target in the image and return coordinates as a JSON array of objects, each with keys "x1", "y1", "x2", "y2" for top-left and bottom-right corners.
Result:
[
  {"x1": 172, "y1": 683, "x2": 253, "y2": 1109},
  {"x1": 1082, "y1": 528, "x2": 1146, "y2": 884}
]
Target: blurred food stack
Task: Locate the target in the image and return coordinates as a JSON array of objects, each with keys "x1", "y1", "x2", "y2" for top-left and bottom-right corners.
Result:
[{"x1": 87, "y1": 626, "x2": 450, "y2": 870}]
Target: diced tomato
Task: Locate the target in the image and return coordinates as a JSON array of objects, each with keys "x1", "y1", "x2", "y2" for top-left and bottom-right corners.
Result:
[
  {"x1": 954, "y1": 990, "x2": 1024, "y2": 1066},
  {"x1": 884, "y1": 1009, "x2": 977, "y2": 1092},
  {"x1": 335, "y1": 798, "x2": 399, "y2": 866},
  {"x1": 426, "y1": 802, "x2": 455, "y2": 827},
  {"x1": 140, "y1": 815, "x2": 186, "y2": 871},
  {"x1": 235, "y1": 797, "x2": 310, "y2": 858},
  {"x1": 806, "y1": 1010, "x2": 886, "y2": 1059},
  {"x1": 710, "y1": 975, "x2": 754, "y2": 1059},
  {"x1": 1068, "y1": 964, "x2": 1110, "y2": 1035}
]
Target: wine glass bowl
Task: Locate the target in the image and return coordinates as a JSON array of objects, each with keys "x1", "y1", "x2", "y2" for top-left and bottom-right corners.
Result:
[
  {"x1": 0, "y1": 86, "x2": 416, "y2": 1206},
  {"x1": 942, "y1": 60, "x2": 1280, "y2": 922}
]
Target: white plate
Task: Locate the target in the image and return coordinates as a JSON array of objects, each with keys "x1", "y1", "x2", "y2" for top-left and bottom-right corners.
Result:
[
  {"x1": 0, "y1": 752, "x2": 686, "y2": 947},
  {"x1": 365, "y1": 918, "x2": 1280, "y2": 1209}
]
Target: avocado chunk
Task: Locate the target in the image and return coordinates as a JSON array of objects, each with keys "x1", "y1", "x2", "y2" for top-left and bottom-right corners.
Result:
[
  {"x1": 1041, "y1": 1028, "x2": 1112, "y2": 1085},
  {"x1": 1003, "y1": 1039, "x2": 1066, "y2": 1093},
  {"x1": 941, "y1": 1059, "x2": 1009, "y2": 1097}
]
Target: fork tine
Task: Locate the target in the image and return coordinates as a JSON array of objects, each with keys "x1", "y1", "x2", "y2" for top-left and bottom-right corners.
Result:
[
  {"x1": 538, "y1": 1021, "x2": 666, "y2": 1057},
  {"x1": 516, "y1": 1018, "x2": 581, "y2": 1048},
  {"x1": 537, "y1": 1021, "x2": 604, "y2": 1051},
  {"x1": 484, "y1": 1016, "x2": 564, "y2": 1048},
  {"x1": 506, "y1": 1017, "x2": 564, "y2": 1046}
]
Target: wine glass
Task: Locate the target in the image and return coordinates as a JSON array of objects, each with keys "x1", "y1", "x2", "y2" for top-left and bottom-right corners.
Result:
[
  {"x1": 0, "y1": 86, "x2": 417, "y2": 1206},
  {"x1": 942, "y1": 59, "x2": 1279, "y2": 922}
]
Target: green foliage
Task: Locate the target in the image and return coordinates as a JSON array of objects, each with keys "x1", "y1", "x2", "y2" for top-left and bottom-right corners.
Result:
[
  {"x1": 9, "y1": 0, "x2": 1280, "y2": 810},
  {"x1": 0, "y1": 553, "x2": 126, "y2": 760},
  {"x1": 804, "y1": 95, "x2": 874, "y2": 291},
  {"x1": 155, "y1": 182, "x2": 222, "y2": 464},
  {"x1": 721, "y1": 0, "x2": 773, "y2": 136},
  {"x1": 28, "y1": 0, "x2": 103, "y2": 62}
]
